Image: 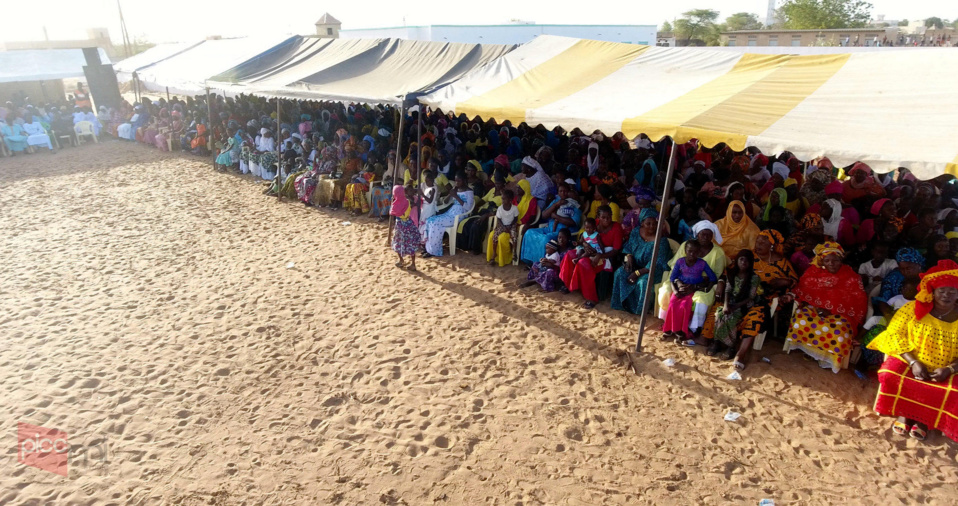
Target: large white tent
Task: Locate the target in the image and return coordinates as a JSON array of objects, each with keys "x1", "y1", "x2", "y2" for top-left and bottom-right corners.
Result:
[
  {"x1": 0, "y1": 48, "x2": 111, "y2": 83},
  {"x1": 421, "y1": 35, "x2": 958, "y2": 178}
]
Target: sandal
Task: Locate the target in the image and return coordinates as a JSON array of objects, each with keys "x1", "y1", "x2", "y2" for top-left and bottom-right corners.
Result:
[
  {"x1": 892, "y1": 420, "x2": 910, "y2": 437},
  {"x1": 733, "y1": 360, "x2": 746, "y2": 371},
  {"x1": 679, "y1": 339, "x2": 696, "y2": 347},
  {"x1": 660, "y1": 332, "x2": 675, "y2": 341},
  {"x1": 707, "y1": 342, "x2": 721, "y2": 357},
  {"x1": 910, "y1": 424, "x2": 928, "y2": 441},
  {"x1": 395, "y1": 261, "x2": 405, "y2": 269},
  {"x1": 583, "y1": 301, "x2": 596, "y2": 310}
]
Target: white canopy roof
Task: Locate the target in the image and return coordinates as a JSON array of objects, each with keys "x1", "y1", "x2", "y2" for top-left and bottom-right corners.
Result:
[
  {"x1": 421, "y1": 35, "x2": 958, "y2": 178},
  {"x1": 0, "y1": 48, "x2": 111, "y2": 83}
]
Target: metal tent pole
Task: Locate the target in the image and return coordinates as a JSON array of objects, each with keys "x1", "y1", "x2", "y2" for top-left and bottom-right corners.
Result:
[
  {"x1": 206, "y1": 87, "x2": 213, "y2": 167},
  {"x1": 276, "y1": 97, "x2": 282, "y2": 200},
  {"x1": 635, "y1": 138, "x2": 678, "y2": 353},
  {"x1": 386, "y1": 104, "x2": 406, "y2": 246}
]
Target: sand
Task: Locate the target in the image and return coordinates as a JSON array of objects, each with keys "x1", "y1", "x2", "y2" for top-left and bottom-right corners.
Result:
[{"x1": 0, "y1": 142, "x2": 956, "y2": 505}]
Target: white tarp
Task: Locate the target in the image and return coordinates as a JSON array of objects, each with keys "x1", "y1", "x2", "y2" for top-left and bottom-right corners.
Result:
[
  {"x1": 421, "y1": 35, "x2": 958, "y2": 177},
  {"x1": 0, "y1": 48, "x2": 111, "y2": 83}
]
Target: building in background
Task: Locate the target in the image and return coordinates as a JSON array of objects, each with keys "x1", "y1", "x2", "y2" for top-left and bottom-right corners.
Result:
[
  {"x1": 315, "y1": 13, "x2": 341, "y2": 39},
  {"x1": 723, "y1": 27, "x2": 895, "y2": 47},
  {"x1": 339, "y1": 23, "x2": 656, "y2": 45}
]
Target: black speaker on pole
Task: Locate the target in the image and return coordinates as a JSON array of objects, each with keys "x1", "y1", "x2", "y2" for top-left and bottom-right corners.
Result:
[{"x1": 81, "y1": 47, "x2": 122, "y2": 110}]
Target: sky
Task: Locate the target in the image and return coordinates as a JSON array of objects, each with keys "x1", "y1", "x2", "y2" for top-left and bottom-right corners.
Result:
[{"x1": 5, "y1": 0, "x2": 956, "y2": 44}]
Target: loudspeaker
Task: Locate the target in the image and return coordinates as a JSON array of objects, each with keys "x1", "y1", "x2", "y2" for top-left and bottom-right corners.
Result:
[{"x1": 81, "y1": 47, "x2": 122, "y2": 110}]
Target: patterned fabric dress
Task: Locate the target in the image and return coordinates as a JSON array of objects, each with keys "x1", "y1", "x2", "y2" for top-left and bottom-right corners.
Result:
[
  {"x1": 710, "y1": 274, "x2": 761, "y2": 347},
  {"x1": 868, "y1": 301, "x2": 958, "y2": 441},
  {"x1": 610, "y1": 226, "x2": 671, "y2": 315},
  {"x1": 392, "y1": 218, "x2": 420, "y2": 256},
  {"x1": 785, "y1": 263, "x2": 868, "y2": 373}
]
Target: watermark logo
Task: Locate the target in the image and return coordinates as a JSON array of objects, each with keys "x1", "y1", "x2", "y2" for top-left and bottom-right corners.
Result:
[{"x1": 18, "y1": 422, "x2": 69, "y2": 476}]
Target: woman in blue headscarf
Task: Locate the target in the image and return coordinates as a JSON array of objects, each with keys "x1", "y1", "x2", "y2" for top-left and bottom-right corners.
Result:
[{"x1": 611, "y1": 208, "x2": 673, "y2": 314}]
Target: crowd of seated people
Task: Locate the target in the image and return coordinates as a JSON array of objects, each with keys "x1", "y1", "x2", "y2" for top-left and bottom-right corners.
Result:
[
  {"x1": 103, "y1": 91, "x2": 958, "y2": 443},
  {"x1": 0, "y1": 101, "x2": 99, "y2": 155}
]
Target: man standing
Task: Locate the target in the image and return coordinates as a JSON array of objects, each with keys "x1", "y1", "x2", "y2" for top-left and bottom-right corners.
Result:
[{"x1": 74, "y1": 83, "x2": 91, "y2": 109}]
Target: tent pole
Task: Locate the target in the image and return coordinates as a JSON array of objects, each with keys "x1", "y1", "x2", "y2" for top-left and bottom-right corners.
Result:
[
  {"x1": 206, "y1": 87, "x2": 213, "y2": 168},
  {"x1": 276, "y1": 97, "x2": 282, "y2": 200},
  {"x1": 386, "y1": 103, "x2": 406, "y2": 246},
  {"x1": 166, "y1": 86, "x2": 170, "y2": 101},
  {"x1": 414, "y1": 103, "x2": 422, "y2": 222},
  {"x1": 635, "y1": 137, "x2": 678, "y2": 354}
]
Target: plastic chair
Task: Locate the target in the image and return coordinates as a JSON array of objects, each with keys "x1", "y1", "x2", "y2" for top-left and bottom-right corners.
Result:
[
  {"x1": 0, "y1": 134, "x2": 8, "y2": 156},
  {"x1": 442, "y1": 197, "x2": 475, "y2": 256},
  {"x1": 55, "y1": 128, "x2": 77, "y2": 149},
  {"x1": 75, "y1": 121, "x2": 98, "y2": 144}
]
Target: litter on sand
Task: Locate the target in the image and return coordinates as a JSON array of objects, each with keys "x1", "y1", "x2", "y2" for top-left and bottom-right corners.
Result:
[
  {"x1": 758, "y1": 500, "x2": 775, "y2": 506},
  {"x1": 286, "y1": 262, "x2": 295, "y2": 269},
  {"x1": 341, "y1": 221, "x2": 352, "y2": 226},
  {"x1": 724, "y1": 411, "x2": 742, "y2": 422},
  {"x1": 662, "y1": 358, "x2": 676, "y2": 367},
  {"x1": 727, "y1": 371, "x2": 742, "y2": 381}
]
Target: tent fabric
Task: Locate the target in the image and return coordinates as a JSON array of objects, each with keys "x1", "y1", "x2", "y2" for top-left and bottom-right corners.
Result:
[
  {"x1": 131, "y1": 36, "x2": 295, "y2": 96},
  {"x1": 0, "y1": 48, "x2": 112, "y2": 83},
  {"x1": 249, "y1": 38, "x2": 516, "y2": 105},
  {"x1": 114, "y1": 42, "x2": 202, "y2": 83},
  {"x1": 207, "y1": 37, "x2": 383, "y2": 97},
  {"x1": 421, "y1": 35, "x2": 958, "y2": 178}
]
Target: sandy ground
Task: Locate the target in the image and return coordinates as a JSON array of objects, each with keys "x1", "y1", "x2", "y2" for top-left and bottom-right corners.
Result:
[{"x1": 1, "y1": 142, "x2": 956, "y2": 505}]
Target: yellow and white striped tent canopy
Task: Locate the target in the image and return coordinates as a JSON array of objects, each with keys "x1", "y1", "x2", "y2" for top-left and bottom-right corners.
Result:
[{"x1": 421, "y1": 35, "x2": 958, "y2": 179}]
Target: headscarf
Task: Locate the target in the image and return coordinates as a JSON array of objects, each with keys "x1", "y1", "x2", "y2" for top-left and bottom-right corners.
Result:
[
  {"x1": 758, "y1": 229, "x2": 785, "y2": 254},
  {"x1": 389, "y1": 185, "x2": 410, "y2": 220},
  {"x1": 762, "y1": 188, "x2": 788, "y2": 221},
  {"x1": 797, "y1": 213, "x2": 823, "y2": 232},
  {"x1": 938, "y1": 208, "x2": 958, "y2": 224},
  {"x1": 812, "y1": 241, "x2": 845, "y2": 268},
  {"x1": 914, "y1": 260, "x2": 958, "y2": 320},
  {"x1": 494, "y1": 154, "x2": 509, "y2": 168},
  {"x1": 895, "y1": 247, "x2": 925, "y2": 266},
  {"x1": 586, "y1": 141, "x2": 600, "y2": 176},
  {"x1": 632, "y1": 186, "x2": 656, "y2": 203},
  {"x1": 870, "y1": 198, "x2": 891, "y2": 216},
  {"x1": 715, "y1": 201, "x2": 760, "y2": 257},
  {"x1": 772, "y1": 162, "x2": 789, "y2": 180},
  {"x1": 691, "y1": 221, "x2": 723, "y2": 245},
  {"x1": 523, "y1": 156, "x2": 553, "y2": 203},
  {"x1": 822, "y1": 199, "x2": 844, "y2": 238},
  {"x1": 516, "y1": 179, "x2": 534, "y2": 219},
  {"x1": 825, "y1": 180, "x2": 843, "y2": 195}
]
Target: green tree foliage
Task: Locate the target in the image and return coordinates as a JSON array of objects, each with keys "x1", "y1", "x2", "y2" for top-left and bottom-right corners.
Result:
[
  {"x1": 661, "y1": 20, "x2": 673, "y2": 32},
  {"x1": 898, "y1": 19, "x2": 909, "y2": 26},
  {"x1": 924, "y1": 17, "x2": 945, "y2": 29},
  {"x1": 777, "y1": 0, "x2": 873, "y2": 29},
  {"x1": 725, "y1": 12, "x2": 765, "y2": 31},
  {"x1": 674, "y1": 9, "x2": 721, "y2": 45}
]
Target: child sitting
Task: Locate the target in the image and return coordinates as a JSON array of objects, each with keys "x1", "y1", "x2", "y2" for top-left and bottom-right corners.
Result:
[
  {"x1": 663, "y1": 241, "x2": 717, "y2": 345},
  {"x1": 790, "y1": 233, "x2": 822, "y2": 276},
  {"x1": 488, "y1": 189, "x2": 518, "y2": 267},
  {"x1": 521, "y1": 230, "x2": 572, "y2": 292},
  {"x1": 858, "y1": 242, "x2": 897, "y2": 294},
  {"x1": 706, "y1": 250, "x2": 759, "y2": 363},
  {"x1": 576, "y1": 218, "x2": 611, "y2": 270}
]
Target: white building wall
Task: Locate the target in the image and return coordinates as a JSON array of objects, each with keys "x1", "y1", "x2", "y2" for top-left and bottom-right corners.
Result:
[{"x1": 341, "y1": 25, "x2": 656, "y2": 45}]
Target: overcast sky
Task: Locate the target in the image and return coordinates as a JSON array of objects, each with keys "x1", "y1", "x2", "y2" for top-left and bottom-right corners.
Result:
[{"x1": 5, "y1": 0, "x2": 956, "y2": 44}]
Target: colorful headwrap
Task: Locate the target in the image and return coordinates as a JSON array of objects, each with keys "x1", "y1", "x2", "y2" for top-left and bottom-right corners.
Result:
[
  {"x1": 914, "y1": 260, "x2": 958, "y2": 320},
  {"x1": 870, "y1": 198, "x2": 891, "y2": 216},
  {"x1": 638, "y1": 208, "x2": 659, "y2": 223},
  {"x1": 825, "y1": 180, "x2": 844, "y2": 195},
  {"x1": 797, "y1": 213, "x2": 823, "y2": 232},
  {"x1": 947, "y1": 231, "x2": 958, "y2": 240},
  {"x1": 759, "y1": 229, "x2": 785, "y2": 254},
  {"x1": 494, "y1": 154, "x2": 509, "y2": 167},
  {"x1": 633, "y1": 186, "x2": 656, "y2": 202},
  {"x1": 895, "y1": 247, "x2": 925, "y2": 266},
  {"x1": 812, "y1": 241, "x2": 844, "y2": 267}
]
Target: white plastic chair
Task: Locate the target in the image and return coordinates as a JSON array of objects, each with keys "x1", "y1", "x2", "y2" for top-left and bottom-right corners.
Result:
[
  {"x1": 511, "y1": 207, "x2": 543, "y2": 265},
  {"x1": 75, "y1": 121, "x2": 98, "y2": 144},
  {"x1": 442, "y1": 197, "x2": 475, "y2": 256}
]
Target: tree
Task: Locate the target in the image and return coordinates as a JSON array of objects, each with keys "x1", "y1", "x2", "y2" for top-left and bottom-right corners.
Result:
[
  {"x1": 661, "y1": 20, "x2": 673, "y2": 32},
  {"x1": 925, "y1": 17, "x2": 944, "y2": 29},
  {"x1": 898, "y1": 19, "x2": 909, "y2": 26},
  {"x1": 777, "y1": 0, "x2": 873, "y2": 29},
  {"x1": 674, "y1": 9, "x2": 720, "y2": 44},
  {"x1": 725, "y1": 12, "x2": 765, "y2": 31}
]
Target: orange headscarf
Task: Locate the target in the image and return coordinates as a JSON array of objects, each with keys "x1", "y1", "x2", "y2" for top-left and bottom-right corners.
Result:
[{"x1": 715, "y1": 201, "x2": 760, "y2": 258}]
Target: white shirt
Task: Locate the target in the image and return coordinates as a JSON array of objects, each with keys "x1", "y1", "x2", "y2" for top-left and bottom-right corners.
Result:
[
  {"x1": 420, "y1": 185, "x2": 438, "y2": 222},
  {"x1": 496, "y1": 204, "x2": 519, "y2": 227}
]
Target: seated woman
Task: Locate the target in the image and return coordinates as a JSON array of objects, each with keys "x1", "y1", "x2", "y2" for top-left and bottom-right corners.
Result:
[
  {"x1": 662, "y1": 241, "x2": 718, "y2": 344},
  {"x1": 657, "y1": 221, "x2": 729, "y2": 338},
  {"x1": 875, "y1": 248, "x2": 925, "y2": 319},
  {"x1": 857, "y1": 198, "x2": 902, "y2": 246},
  {"x1": 867, "y1": 260, "x2": 958, "y2": 442},
  {"x1": 610, "y1": 209, "x2": 672, "y2": 315},
  {"x1": 1, "y1": 115, "x2": 28, "y2": 154},
  {"x1": 586, "y1": 184, "x2": 621, "y2": 224},
  {"x1": 715, "y1": 230, "x2": 798, "y2": 369},
  {"x1": 715, "y1": 201, "x2": 760, "y2": 259},
  {"x1": 215, "y1": 127, "x2": 241, "y2": 171},
  {"x1": 559, "y1": 206, "x2": 623, "y2": 309},
  {"x1": 518, "y1": 183, "x2": 582, "y2": 265},
  {"x1": 22, "y1": 115, "x2": 53, "y2": 152},
  {"x1": 621, "y1": 186, "x2": 656, "y2": 236},
  {"x1": 343, "y1": 152, "x2": 381, "y2": 215},
  {"x1": 458, "y1": 176, "x2": 505, "y2": 255},
  {"x1": 422, "y1": 174, "x2": 475, "y2": 257},
  {"x1": 785, "y1": 241, "x2": 868, "y2": 373},
  {"x1": 522, "y1": 231, "x2": 572, "y2": 292},
  {"x1": 705, "y1": 249, "x2": 759, "y2": 359},
  {"x1": 487, "y1": 180, "x2": 538, "y2": 266},
  {"x1": 784, "y1": 213, "x2": 824, "y2": 258},
  {"x1": 369, "y1": 150, "x2": 397, "y2": 219},
  {"x1": 758, "y1": 188, "x2": 791, "y2": 237}
]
